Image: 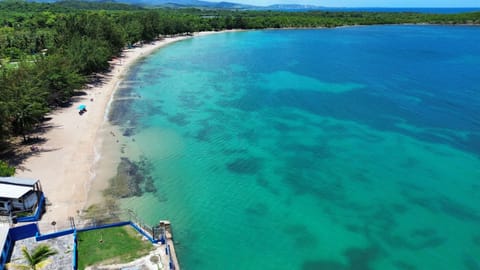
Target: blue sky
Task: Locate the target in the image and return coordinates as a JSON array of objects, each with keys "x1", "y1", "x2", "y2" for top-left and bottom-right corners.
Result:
[{"x1": 210, "y1": 0, "x2": 480, "y2": 7}]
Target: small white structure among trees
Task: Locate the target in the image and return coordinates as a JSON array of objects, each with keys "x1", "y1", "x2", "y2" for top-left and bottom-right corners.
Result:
[{"x1": 0, "y1": 178, "x2": 43, "y2": 218}]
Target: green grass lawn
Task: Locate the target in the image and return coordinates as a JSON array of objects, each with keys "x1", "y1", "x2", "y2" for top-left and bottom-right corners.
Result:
[{"x1": 77, "y1": 225, "x2": 155, "y2": 270}]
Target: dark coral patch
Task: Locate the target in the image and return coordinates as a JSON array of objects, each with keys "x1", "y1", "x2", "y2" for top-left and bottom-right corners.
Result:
[
  {"x1": 105, "y1": 156, "x2": 155, "y2": 198},
  {"x1": 344, "y1": 246, "x2": 381, "y2": 270},
  {"x1": 410, "y1": 228, "x2": 436, "y2": 238},
  {"x1": 226, "y1": 157, "x2": 262, "y2": 175},
  {"x1": 402, "y1": 188, "x2": 480, "y2": 223},
  {"x1": 283, "y1": 224, "x2": 318, "y2": 249},
  {"x1": 179, "y1": 94, "x2": 204, "y2": 109},
  {"x1": 222, "y1": 148, "x2": 249, "y2": 155},
  {"x1": 123, "y1": 128, "x2": 136, "y2": 137},
  {"x1": 473, "y1": 235, "x2": 480, "y2": 246},
  {"x1": 194, "y1": 126, "x2": 212, "y2": 142},
  {"x1": 378, "y1": 225, "x2": 445, "y2": 251},
  {"x1": 302, "y1": 245, "x2": 381, "y2": 270},
  {"x1": 464, "y1": 254, "x2": 480, "y2": 270},
  {"x1": 303, "y1": 260, "x2": 345, "y2": 270},
  {"x1": 345, "y1": 224, "x2": 363, "y2": 233},
  {"x1": 256, "y1": 177, "x2": 280, "y2": 195},
  {"x1": 438, "y1": 196, "x2": 480, "y2": 222},
  {"x1": 283, "y1": 171, "x2": 344, "y2": 202},
  {"x1": 109, "y1": 99, "x2": 138, "y2": 126},
  {"x1": 245, "y1": 203, "x2": 269, "y2": 217},
  {"x1": 168, "y1": 113, "x2": 190, "y2": 126}
]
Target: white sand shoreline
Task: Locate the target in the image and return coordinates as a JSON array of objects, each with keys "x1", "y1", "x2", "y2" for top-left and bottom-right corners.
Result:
[{"x1": 15, "y1": 31, "x2": 234, "y2": 230}]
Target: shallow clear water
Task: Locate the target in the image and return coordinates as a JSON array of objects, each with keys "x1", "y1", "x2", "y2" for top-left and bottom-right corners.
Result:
[{"x1": 109, "y1": 26, "x2": 480, "y2": 270}]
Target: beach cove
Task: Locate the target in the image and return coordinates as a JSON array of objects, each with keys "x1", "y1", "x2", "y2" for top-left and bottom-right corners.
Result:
[
  {"x1": 14, "y1": 25, "x2": 480, "y2": 270},
  {"x1": 102, "y1": 26, "x2": 480, "y2": 270},
  {"x1": 15, "y1": 31, "x2": 232, "y2": 231}
]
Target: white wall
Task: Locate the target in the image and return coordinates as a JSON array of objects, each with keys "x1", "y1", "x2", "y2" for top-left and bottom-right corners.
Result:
[{"x1": 11, "y1": 192, "x2": 38, "y2": 211}]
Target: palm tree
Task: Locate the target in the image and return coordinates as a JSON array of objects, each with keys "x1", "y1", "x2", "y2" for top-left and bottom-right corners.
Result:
[{"x1": 6, "y1": 244, "x2": 58, "y2": 270}]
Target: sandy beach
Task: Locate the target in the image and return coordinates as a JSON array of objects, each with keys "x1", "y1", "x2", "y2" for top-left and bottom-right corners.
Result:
[{"x1": 15, "y1": 32, "x2": 222, "y2": 231}]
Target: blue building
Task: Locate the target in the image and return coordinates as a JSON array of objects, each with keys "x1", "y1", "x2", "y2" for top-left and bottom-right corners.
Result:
[{"x1": 0, "y1": 225, "x2": 10, "y2": 270}]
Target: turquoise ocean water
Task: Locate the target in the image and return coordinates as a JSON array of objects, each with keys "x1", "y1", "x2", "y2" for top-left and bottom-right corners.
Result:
[{"x1": 109, "y1": 26, "x2": 480, "y2": 270}]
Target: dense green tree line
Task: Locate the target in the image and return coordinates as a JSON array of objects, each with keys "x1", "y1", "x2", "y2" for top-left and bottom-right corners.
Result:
[{"x1": 0, "y1": 0, "x2": 479, "y2": 151}]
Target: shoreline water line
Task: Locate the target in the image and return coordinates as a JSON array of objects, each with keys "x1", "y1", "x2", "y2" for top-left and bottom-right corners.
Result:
[
  {"x1": 88, "y1": 30, "x2": 243, "y2": 212},
  {"x1": 13, "y1": 26, "x2": 480, "y2": 270},
  {"x1": 100, "y1": 26, "x2": 480, "y2": 270},
  {"x1": 15, "y1": 30, "x2": 238, "y2": 232}
]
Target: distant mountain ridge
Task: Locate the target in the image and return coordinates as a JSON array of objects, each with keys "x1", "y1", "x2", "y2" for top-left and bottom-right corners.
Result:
[
  {"x1": 145, "y1": 0, "x2": 255, "y2": 9},
  {"x1": 28, "y1": 0, "x2": 323, "y2": 10},
  {"x1": 260, "y1": 4, "x2": 320, "y2": 10},
  {"x1": 115, "y1": 0, "x2": 323, "y2": 10}
]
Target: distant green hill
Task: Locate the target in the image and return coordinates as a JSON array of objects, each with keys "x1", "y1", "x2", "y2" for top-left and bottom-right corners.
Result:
[{"x1": 23, "y1": 0, "x2": 323, "y2": 10}]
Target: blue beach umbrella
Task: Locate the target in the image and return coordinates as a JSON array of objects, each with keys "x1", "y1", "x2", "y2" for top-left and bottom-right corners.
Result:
[{"x1": 77, "y1": 104, "x2": 86, "y2": 110}]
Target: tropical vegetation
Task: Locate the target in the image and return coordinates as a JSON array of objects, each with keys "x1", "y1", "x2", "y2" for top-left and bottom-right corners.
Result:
[
  {"x1": 0, "y1": 160, "x2": 15, "y2": 176},
  {"x1": 6, "y1": 244, "x2": 58, "y2": 270}
]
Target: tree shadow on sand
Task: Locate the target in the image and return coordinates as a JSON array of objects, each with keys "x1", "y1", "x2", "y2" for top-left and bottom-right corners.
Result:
[{"x1": 0, "y1": 122, "x2": 62, "y2": 171}]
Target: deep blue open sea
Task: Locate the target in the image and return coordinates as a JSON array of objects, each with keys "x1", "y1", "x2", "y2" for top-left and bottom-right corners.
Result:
[{"x1": 109, "y1": 26, "x2": 480, "y2": 270}]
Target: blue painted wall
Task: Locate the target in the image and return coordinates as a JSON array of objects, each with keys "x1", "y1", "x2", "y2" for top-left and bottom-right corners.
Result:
[
  {"x1": 1, "y1": 223, "x2": 39, "y2": 270},
  {"x1": 17, "y1": 193, "x2": 45, "y2": 223},
  {"x1": 1, "y1": 221, "x2": 171, "y2": 270}
]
